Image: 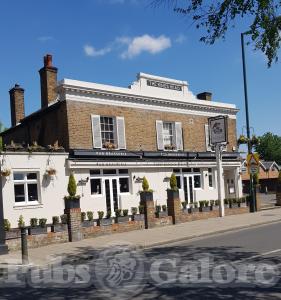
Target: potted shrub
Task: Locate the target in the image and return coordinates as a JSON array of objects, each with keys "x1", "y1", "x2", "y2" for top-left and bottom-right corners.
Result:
[
  {"x1": 4, "y1": 219, "x2": 21, "y2": 239},
  {"x1": 224, "y1": 199, "x2": 229, "y2": 209},
  {"x1": 51, "y1": 215, "x2": 68, "y2": 232},
  {"x1": 60, "y1": 214, "x2": 68, "y2": 225},
  {"x1": 0, "y1": 168, "x2": 11, "y2": 178},
  {"x1": 211, "y1": 200, "x2": 219, "y2": 211},
  {"x1": 239, "y1": 197, "x2": 247, "y2": 208},
  {"x1": 155, "y1": 205, "x2": 167, "y2": 218},
  {"x1": 115, "y1": 209, "x2": 130, "y2": 223},
  {"x1": 46, "y1": 167, "x2": 57, "y2": 178},
  {"x1": 132, "y1": 206, "x2": 145, "y2": 221},
  {"x1": 64, "y1": 173, "x2": 80, "y2": 210},
  {"x1": 139, "y1": 177, "x2": 153, "y2": 202},
  {"x1": 231, "y1": 198, "x2": 239, "y2": 208},
  {"x1": 81, "y1": 211, "x2": 95, "y2": 228},
  {"x1": 199, "y1": 200, "x2": 210, "y2": 212},
  {"x1": 18, "y1": 215, "x2": 25, "y2": 228},
  {"x1": 237, "y1": 135, "x2": 248, "y2": 146},
  {"x1": 251, "y1": 135, "x2": 260, "y2": 146},
  {"x1": 97, "y1": 210, "x2": 112, "y2": 226},
  {"x1": 81, "y1": 212, "x2": 86, "y2": 222},
  {"x1": 28, "y1": 217, "x2": 48, "y2": 235},
  {"x1": 189, "y1": 202, "x2": 199, "y2": 213},
  {"x1": 167, "y1": 173, "x2": 179, "y2": 201}
]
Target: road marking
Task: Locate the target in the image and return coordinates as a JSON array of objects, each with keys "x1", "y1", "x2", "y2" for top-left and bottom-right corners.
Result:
[{"x1": 234, "y1": 248, "x2": 281, "y2": 264}]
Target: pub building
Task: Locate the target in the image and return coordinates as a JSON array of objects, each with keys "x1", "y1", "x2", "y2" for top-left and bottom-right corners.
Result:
[{"x1": 0, "y1": 55, "x2": 242, "y2": 226}]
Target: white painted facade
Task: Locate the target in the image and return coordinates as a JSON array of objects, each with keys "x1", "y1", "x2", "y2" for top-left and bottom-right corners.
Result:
[{"x1": 0, "y1": 152, "x2": 243, "y2": 227}]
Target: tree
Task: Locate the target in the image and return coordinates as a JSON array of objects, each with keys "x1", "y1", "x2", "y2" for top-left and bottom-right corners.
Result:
[
  {"x1": 0, "y1": 121, "x2": 5, "y2": 151},
  {"x1": 255, "y1": 132, "x2": 281, "y2": 164},
  {"x1": 152, "y1": 0, "x2": 281, "y2": 66}
]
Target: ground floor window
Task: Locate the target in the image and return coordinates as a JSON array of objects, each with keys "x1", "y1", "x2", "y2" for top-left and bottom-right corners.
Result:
[
  {"x1": 208, "y1": 168, "x2": 214, "y2": 188},
  {"x1": 13, "y1": 172, "x2": 39, "y2": 205},
  {"x1": 90, "y1": 178, "x2": 102, "y2": 195},
  {"x1": 119, "y1": 177, "x2": 129, "y2": 193}
]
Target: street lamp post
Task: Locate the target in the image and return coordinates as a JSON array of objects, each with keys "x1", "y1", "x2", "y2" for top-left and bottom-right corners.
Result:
[{"x1": 241, "y1": 32, "x2": 256, "y2": 212}]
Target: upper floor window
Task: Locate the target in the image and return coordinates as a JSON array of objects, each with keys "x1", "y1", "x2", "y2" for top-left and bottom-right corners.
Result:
[
  {"x1": 100, "y1": 116, "x2": 115, "y2": 146},
  {"x1": 92, "y1": 115, "x2": 126, "y2": 150},
  {"x1": 13, "y1": 172, "x2": 40, "y2": 205},
  {"x1": 156, "y1": 120, "x2": 183, "y2": 151}
]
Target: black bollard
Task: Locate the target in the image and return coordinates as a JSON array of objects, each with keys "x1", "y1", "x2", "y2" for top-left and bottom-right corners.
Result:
[{"x1": 20, "y1": 227, "x2": 28, "y2": 265}]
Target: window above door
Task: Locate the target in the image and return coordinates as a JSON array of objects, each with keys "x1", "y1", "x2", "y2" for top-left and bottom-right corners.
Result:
[{"x1": 91, "y1": 115, "x2": 126, "y2": 150}]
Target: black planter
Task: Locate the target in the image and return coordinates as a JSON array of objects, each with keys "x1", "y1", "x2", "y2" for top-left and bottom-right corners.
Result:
[
  {"x1": 211, "y1": 206, "x2": 219, "y2": 211},
  {"x1": 51, "y1": 224, "x2": 68, "y2": 232},
  {"x1": 140, "y1": 191, "x2": 153, "y2": 202},
  {"x1": 230, "y1": 203, "x2": 239, "y2": 209},
  {"x1": 239, "y1": 202, "x2": 247, "y2": 208},
  {"x1": 188, "y1": 207, "x2": 199, "y2": 213},
  {"x1": 64, "y1": 197, "x2": 80, "y2": 210},
  {"x1": 97, "y1": 218, "x2": 112, "y2": 227},
  {"x1": 132, "y1": 214, "x2": 145, "y2": 221},
  {"x1": 182, "y1": 208, "x2": 189, "y2": 214},
  {"x1": 156, "y1": 211, "x2": 168, "y2": 218},
  {"x1": 115, "y1": 216, "x2": 130, "y2": 224},
  {"x1": 28, "y1": 226, "x2": 48, "y2": 235},
  {"x1": 167, "y1": 190, "x2": 179, "y2": 201},
  {"x1": 5, "y1": 228, "x2": 21, "y2": 239},
  {"x1": 81, "y1": 220, "x2": 95, "y2": 228},
  {"x1": 199, "y1": 206, "x2": 210, "y2": 213}
]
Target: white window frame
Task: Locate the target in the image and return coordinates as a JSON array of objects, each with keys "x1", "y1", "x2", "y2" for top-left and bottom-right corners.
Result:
[
  {"x1": 90, "y1": 169, "x2": 131, "y2": 197},
  {"x1": 13, "y1": 171, "x2": 40, "y2": 206},
  {"x1": 100, "y1": 116, "x2": 117, "y2": 149},
  {"x1": 208, "y1": 168, "x2": 215, "y2": 189}
]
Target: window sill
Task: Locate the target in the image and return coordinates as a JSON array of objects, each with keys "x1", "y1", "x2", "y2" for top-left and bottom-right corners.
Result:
[{"x1": 13, "y1": 203, "x2": 43, "y2": 209}]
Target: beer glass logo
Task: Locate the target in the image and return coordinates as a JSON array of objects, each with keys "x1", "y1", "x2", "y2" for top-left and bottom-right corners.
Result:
[{"x1": 93, "y1": 243, "x2": 145, "y2": 298}]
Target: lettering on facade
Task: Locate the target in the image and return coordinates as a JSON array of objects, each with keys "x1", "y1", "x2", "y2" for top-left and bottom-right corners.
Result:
[{"x1": 147, "y1": 80, "x2": 182, "y2": 91}]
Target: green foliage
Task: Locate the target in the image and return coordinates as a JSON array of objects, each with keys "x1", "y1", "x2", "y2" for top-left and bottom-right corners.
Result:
[
  {"x1": 60, "y1": 214, "x2": 68, "y2": 224},
  {"x1": 181, "y1": 201, "x2": 187, "y2": 209},
  {"x1": 106, "y1": 210, "x2": 111, "y2": 219},
  {"x1": 4, "y1": 219, "x2": 11, "y2": 231},
  {"x1": 278, "y1": 171, "x2": 281, "y2": 182},
  {"x1": 131, "y1": 207, "x2": 138, "y2": 215},
  {"x1": 87, "y1": 211, "x2": 93, "y2": 221},
  {"x1": 138, "y1": 205, "x2": 144, "y2": 214},
  {"x1": 30, "y1": 218, "x2": 38, "y2": 227},
  {"x1": 169, "y1": 173, "x2": 178, "y2": 191},
  {"x1": 153, "y1": 0, "x2": 281, "y2": 67},
  {"x1": 81, "y1": 212, "x2": 86, "y2": 222},
  {"x1": 115, "y1": 209, "x2": 122, "y2": 217},
  {"x1": 123, "y1": 209, "x2": 129, "y2": 216},
  {"x1": 98, "y1": 211, "x2": 104, "y2": 220},
  {"x1": 67, "y1": 173, "x2": 77, "y2": 197},
  {"x1": 155, "y1": 205, "x2": 161, "y2": 213},
  {"x1": 52, "y1": 216, "x2": 59, "y2": 225},
  {"x1": 255, "y1": 132, "x2": 281, "y2": 165},
  {"x1": 142, "y1": 176, "x2": 149, "y2": 191},
  {"x1": 18, "y1": 215, "x2": 25, "y2": 228},
  {"x1": 39, "y1": 218, "x2": 47, "y2": 228},
  {"x1": 162, "y1": 205, "x2": 167, "y2": 212}
]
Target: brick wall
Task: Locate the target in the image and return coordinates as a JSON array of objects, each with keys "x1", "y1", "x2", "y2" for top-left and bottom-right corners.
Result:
[{"x1": 66, "y1": 100, "x2": 237, "y2": 152}]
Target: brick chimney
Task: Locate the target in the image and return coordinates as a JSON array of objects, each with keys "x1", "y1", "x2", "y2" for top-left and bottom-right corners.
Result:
[
  {"x1": 39, "y1": 54, "x2": 58, "y2": 108},
  {"x1": 9, "y1": 84, "x2": 25, "y2": 127},
  {"x1": 197, "y1": 92, "x2": 212, "y2": 101}
]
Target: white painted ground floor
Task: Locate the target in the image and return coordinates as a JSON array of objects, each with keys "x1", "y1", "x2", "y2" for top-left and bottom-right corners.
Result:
[{"x1": 0, "y1": 150, "x2": 243, "y2": 227}]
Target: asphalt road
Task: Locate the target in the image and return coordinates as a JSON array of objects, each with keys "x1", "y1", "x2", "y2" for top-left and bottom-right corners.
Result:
[{"x1": 1, "y1": 221, "x2": 281, "y2": 299}]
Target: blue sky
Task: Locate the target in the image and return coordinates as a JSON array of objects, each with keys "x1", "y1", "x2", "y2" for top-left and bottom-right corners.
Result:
[{"x1": 0, "y1": 0, "x2": 280, "y2": 138}]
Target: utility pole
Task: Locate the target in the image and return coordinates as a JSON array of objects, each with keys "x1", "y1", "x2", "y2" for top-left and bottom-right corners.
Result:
[{"x1": 241, "y1": 32, "x2": 256, "y2": 212}]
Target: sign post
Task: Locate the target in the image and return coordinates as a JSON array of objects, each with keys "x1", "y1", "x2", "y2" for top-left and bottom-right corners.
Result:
[
  {"x1": 208, "y1": 116, "x2": 228, "y2": 218},
  {"x1": 247, "y1": 153, "x2": 259, "y2": 212}
]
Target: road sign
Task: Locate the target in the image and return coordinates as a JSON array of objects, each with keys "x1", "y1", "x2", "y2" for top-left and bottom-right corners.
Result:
[
  {"x1": 247, "y1": 153, "x2": 259, "y2": 175},
  {"x1": 208, "y1": 116, "x2": 228, "y2": 145}
]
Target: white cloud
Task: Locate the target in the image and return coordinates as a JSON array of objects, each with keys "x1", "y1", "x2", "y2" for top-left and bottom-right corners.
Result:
[
  {"x1": 37, "y1": 36, "x2": 53, "y2": 42},
  {"x1": 120, "y1": 34, "x2": 171, "y2": 59},
  {"x1": 83, "y1": 44, "x2": 112, "y2": 57},
  {"x1": 175, "y1": 34, "x2": 186, "y2": 44}
]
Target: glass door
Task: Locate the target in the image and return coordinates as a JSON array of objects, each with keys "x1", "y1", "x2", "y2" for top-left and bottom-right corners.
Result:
[
  {"x1": 183, "y1": 175, "x2": 194, "y2": 204},
  {"x1": 104, "y1": 178, "x2": 119, "y2": 215}
]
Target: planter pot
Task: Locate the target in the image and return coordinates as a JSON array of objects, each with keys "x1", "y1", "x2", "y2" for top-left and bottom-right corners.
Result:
[
  {"x1": 239, "y1": 202, "x2": 247, "y2": 208},
  {"x1": 211, "y1": 206, "x2": 219, "y2": 211},
  {"x1": 28, "y1": 226, "x2": 48, "y2": 235},
  {"x1": 188, "y1": 207, "x2": 199, "y2": 213},
  {"x1": 182, "y1": 208, "x2": 189, "y2": 214},
  {"x1": 115, "y1": 216, "x2": 130, "y2": 224},
  {"x1": 140, "y1": 191, "x2": 153, "y2": 202},
  {"x1": 230, "y1": 203, "x2": 239, "y2": 209},
  {"x1": 64, "y1": 197, "x2": 80, "y2": 210},
  {"x1": 199, "y1": 206, "x2": 210, "y2": 212},
  {"x1": 5, "y1": 228, "x2": 21, "y2": 239},
  {"x1": 167, "y1": 190, "x2": 179, "y2": 201},
  {"x1": 132, "y1": 214, "x2": 145, "y2": 221},
  {"x1": 51, "y1": 224, "x2": 68, "y2": 232},
  {"x1": 97, "y1": 218, "x2": 112, "y2": 227},
  {"x1": 156, "y1": 211, "x2": 168, "y2": 218},
  {"x1": 81, "y1": 220, "x2": 95, "y2": 228}
]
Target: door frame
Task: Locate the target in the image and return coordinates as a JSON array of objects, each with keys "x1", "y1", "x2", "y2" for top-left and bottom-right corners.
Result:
[
  {"x1": 183, "y1": 174, "x2": 194, "y2": 204},
  {"x1": 103, "y1": 177, "x2": 120, "y2": 215}
]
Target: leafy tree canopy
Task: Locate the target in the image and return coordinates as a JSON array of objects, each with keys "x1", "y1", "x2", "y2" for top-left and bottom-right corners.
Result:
[
  {"x1": 152, "y1": 0, "x2": 281, "y2": 66},
  {"x1": 255, "y1": 132, "x2": 281, "y2": 164}
]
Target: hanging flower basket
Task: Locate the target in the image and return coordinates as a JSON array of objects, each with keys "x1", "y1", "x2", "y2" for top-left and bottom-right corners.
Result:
[
  {"x1": 0, "y1": 169, "x2": 11, "y2": 177},
  {"x1": 103, "y1": 142, "x2": 116, "y2": 150},
  {"x1": 237, "y1": 135, "x2": 248, "y2": 145},
  {"x1": 46, "y1": 168, "x2": 57, "y2": 176}
]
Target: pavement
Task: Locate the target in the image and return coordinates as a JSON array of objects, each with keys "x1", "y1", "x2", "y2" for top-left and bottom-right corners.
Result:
[{"x1": 1, "y1": 208, "x2": 281, "y2": 266}]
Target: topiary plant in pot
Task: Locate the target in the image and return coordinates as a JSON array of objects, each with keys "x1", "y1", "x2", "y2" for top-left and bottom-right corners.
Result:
[
  {"x1": 167, "y1": 173, "x2": 179, "y2": 201},
  {"x1": 64, "y1": 172, "x2": 80, "y2": 210},
  {"x1": 139, "y1": 176, "x2": 153, "y2": 202}
]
